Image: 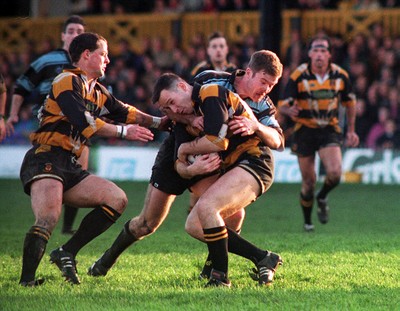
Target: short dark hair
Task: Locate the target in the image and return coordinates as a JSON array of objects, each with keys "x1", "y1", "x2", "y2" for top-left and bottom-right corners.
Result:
[
  {"x1": 69, "y1": 32, "x2": 106, "y2": 63},
  {"x1": 152, "y1": 73, "x2": 183, "y2": 105},
  {"x1": 207, "y1": 31, "x2": 226, "y2": 43},
  {"x1": 247, "y1": 50, "x2": 283, "y2": 78},
  {"x1": 62, "y1": 15, "x2": 85, "y2": 33}
]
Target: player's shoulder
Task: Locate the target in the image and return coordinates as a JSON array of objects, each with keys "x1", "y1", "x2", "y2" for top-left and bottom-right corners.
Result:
[
  {"x1": 31, "y1": 49, "x2": 70, "y2": 67},
  {"x1": 199, "y1": 83, "x2": 227, "y2": 99},
  {"x1": 190, "y1": 61, "x2": 209, "y2": 76},
  {"x1": 330, "y1": 63, "x2": 350, "y2": 79},
  {"x1": 290, "y1": 63, "x2": 309, "y2": 80}
]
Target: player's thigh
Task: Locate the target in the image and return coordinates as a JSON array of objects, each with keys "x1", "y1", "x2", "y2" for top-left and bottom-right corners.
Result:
[
  {"x1": 190, "y1": 174, "x2": 219, "y2": 197},
  {"x1": 63, "y1": 175, "x2": 126, "y2": 209},
  {"x1": 30, "y1": 178, "x2": 64, "y2": 228},
  {"x1": 319, "y1": 146, "x2": 342, "y2": 174},
  {"x1": 297, "y1": 155, "x2": 316, "y2": 181},
  {"x1": 197, "y1": 167, "x2": 260, "y2": 217}
]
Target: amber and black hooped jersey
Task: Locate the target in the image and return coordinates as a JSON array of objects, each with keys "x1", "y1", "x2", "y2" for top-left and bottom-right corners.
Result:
[
  {"x1": 30, "y1": 68, "x2": 139, "y2": 157},
  {"x1": 194, "y1": 69, "x2": 281, "y2": 130},
  {"x1": 189, "y1": 83, "x2": 264, "y2": 168},
  {"x1": 278, "y1": 62, "x2": 356, "y2": 131}
]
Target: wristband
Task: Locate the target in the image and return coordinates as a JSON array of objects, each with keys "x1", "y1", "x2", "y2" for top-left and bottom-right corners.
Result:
[
  {"x1": 116, "y1": 125, "x2": 122, "y2": 138},
  {"x1": 121, "y1": 125, "x2": 127, "y2": 139},
  {"x1": 116, "y1": 125, "x2": 128, "y2": 139},
  {"x1": 151, "y1": 116, "x2": 162, "y2": 129}
]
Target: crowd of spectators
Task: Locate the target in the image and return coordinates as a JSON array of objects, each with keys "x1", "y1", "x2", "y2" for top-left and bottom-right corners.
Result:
[{"x1": 1, "y1": 6, "x2": 400, "y2": 149}]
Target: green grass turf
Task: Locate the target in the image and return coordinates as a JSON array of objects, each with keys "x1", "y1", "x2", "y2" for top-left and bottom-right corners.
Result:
[{"x1": 0, "y1": 179, "x2": 399, "y2": 310}]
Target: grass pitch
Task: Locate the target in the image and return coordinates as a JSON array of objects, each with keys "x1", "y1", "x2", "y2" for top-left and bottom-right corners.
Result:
[{"x1": 0, "y1": 179, "x2": 399, "y2": 310}]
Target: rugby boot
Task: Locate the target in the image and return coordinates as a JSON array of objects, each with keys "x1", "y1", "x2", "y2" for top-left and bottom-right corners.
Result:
[
  {"x1": 249, "y1": 251, "x2": 283, "y2": 286},
  {"x1": 19, "y1": 278, "x2": 45, "y2": 287},
  {"x1": 49, "y1": 247, "x2": 80, "y2": 284},
  {"x1": 317, "y1": 197, "x2": 330, "y2": 224},
  {"x1": 205, "y1": 269, "x2": 231, "y2": 288}
]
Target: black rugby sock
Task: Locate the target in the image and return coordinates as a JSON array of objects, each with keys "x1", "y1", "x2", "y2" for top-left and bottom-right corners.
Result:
[
  {"x1": 203, "y1": 226, "x2": 228, "y2": 274},
  {"x1": 300, "y1": 192, "x2": 314, "y2": 225},
  {"x1": 19, "y1": 226, "x2": 50, "y2": 283},
  {"x1": 62, "y1": 205, "x2": 121, "y2": 257},
  {"x1": 101, "y1": 220, "x2": 138, "y2": 268},
  {"x1": 226, "y1": 227, "x2": 266, "y2": 265}
]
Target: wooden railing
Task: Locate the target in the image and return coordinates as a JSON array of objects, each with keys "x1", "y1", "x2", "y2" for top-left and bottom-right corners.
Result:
[{"x1": 1, "y1": 9, "x2": 400, "y2": 58}]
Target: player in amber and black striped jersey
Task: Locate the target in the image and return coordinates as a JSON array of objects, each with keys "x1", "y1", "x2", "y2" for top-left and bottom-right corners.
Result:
[
  {"x1": 278, "y1": 35, "x2": 359, "y2": 232},
  {"x1": 7, "y1": 15, "x2": 86, "y2": 235},
  {"x1": 18, "y1": 33, "x2": 167, "y2": 287}
]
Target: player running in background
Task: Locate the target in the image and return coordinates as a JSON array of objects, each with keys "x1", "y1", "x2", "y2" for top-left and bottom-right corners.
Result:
[
  {"x1": 278, "y1": 35, "x2": 359, "y2": 232},
  {"x1": 6, "y1": 15, "x2": 86, "y2": 235}
]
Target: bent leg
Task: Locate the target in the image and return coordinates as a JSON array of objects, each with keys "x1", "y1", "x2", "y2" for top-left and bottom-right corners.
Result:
[
  {"x1": 88, "y1": 184, "x2": 177, "y2": 276},
  {"x1": 20, "y1": 178, "x2": 64, "y2": 285},
  {"x1": 60, "y1": 175, "x2": 128, "y2": 257},
  {"x1": 62, "y1": 146, "x2": 90, "y2": 234}
]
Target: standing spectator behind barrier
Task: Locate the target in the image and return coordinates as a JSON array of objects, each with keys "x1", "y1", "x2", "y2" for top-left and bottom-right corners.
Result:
[{"x1": 375, "y1": 118, "x2": 400, "y2": 149}]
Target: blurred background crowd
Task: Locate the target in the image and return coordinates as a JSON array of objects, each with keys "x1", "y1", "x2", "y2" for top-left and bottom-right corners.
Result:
[{"x1": 1, "y1": 0, "x2": 400, "y2": 149}]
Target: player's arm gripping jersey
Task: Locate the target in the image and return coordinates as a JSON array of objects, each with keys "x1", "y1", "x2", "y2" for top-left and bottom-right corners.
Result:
[
  {"x1": 191, "y1": 83, "x2": 263, "y2": 168},
  {"x1": 30, "y1": 68, "x2": 139, "y2": 157}
]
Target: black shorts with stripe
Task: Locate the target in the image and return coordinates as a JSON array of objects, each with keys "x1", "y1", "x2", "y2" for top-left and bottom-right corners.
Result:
[
  {"x1": 150, "y1": 134, "x2": 191, "y2": 195},
  {"x1": 225, "y1": 146, "x2": 275, "y2": 197},
  {"x1": 291, "y1": 125, "x2": 343, "y2": 157},
  {"x1": 20, "y1": 144, "x2": 90, "y2": 195}
]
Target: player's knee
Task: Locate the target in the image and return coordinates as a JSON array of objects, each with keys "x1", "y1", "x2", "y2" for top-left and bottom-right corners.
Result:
[
  {"x1": 327, "y1": 173, "x2": 341, "y2": 186},
  {"x1": 184, "y1": 218, "x2": 196, "y2": 238},
  {"x1": 109, "y1": 188, "x2": 128, "y2": 214}
]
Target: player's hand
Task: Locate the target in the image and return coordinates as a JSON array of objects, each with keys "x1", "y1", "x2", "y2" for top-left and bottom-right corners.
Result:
[
  {"x1": 158, "y1": 116, "x2": 173, "y2": 131},
  {"x1": 187, "y1": 153, "x2": 221, "y2": 176},
  {"x1": 345, "y1": 131, "x2": 359, "y2": 147},
  {"x1": 229, "y1": 116, "x2": 258, "y2": 136},
  {"x1": 124, "y1": 124, "x2": 154, "y2": 142},
  {"x1": 287, "y1": 102, "x2": 301, "y2": 118},
  {"x1": 177, "y1": 142, "x2": 191, "y2": 163},
  {"x1": 6, "y1": 115, "x2": 18, "y2": 136},
  {"x1": 191, "y1": 116, "x2": 204, "y2": 131}
]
